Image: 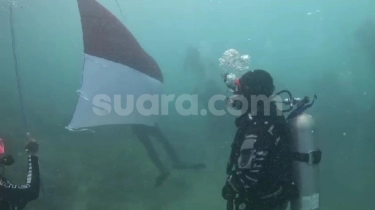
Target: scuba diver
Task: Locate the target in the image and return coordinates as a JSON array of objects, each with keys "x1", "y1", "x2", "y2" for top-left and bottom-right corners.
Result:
[
  {"x1": 132, "y1": 124, "x2": 206, "y2": 187},
  {"x1": 221, "y1": 70, "x2": 299, "y2": 210},
  {"x1": 0, "y1": 132, "x2": 40, "y2": 210}
]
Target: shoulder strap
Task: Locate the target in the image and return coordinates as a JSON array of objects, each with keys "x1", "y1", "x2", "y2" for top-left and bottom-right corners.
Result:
[
  {"x1": 226, "y1": 115, "x2": 279, "y2": 174},
  {"x1": 226, "y1": 127, "x2": 247, "y2": 175}
]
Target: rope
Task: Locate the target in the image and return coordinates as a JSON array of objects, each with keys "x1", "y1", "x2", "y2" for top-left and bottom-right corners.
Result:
[
  {"x1": 115, "y1": 0, "x2": 126, "y2": 22},
  {"x1": 9, "y1": 0, "x2": 29, "y2": 132}
]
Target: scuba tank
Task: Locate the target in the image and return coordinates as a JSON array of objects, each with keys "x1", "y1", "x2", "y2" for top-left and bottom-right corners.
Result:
[
  {"x1": 288, "y1": 113, "x2": 320, "y2": 210},
  {"x1": 281, "y1": 92, "x2": 321, "y2": 210}
]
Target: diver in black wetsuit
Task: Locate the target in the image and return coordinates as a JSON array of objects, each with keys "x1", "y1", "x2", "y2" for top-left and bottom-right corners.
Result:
[
  {"x1": 133, "y1": 124, "x2": 206, "y2": 187},
  {"x1": 0, "y1": 133, "x2": 40, "y2": 210},
  {"x1": 222, "y1": 70, "x2": 298, "y2": 210}
]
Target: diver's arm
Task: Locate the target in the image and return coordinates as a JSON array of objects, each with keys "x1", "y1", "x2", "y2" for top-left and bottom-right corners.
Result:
[
  {"x1": 237, "y1": 143, "x2": 270, "y2": 188},
  {"x1": 0, "y1": 155, "x2": 40, "y2": 201},
  {"x1": 227, "y1": 133, "x2": 273, "y2": 193}
]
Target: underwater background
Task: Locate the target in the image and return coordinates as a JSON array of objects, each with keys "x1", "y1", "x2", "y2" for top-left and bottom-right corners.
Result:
[{"x1": 0, "y1": 0, "x2": 375, "y2": 209}]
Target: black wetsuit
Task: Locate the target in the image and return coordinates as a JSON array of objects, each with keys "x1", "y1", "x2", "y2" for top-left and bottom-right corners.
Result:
[
  {"x1": 0, "y1": 155, "x2": 40, "y2": 210},
  {"x1": 225, "y1": 103, "x2": 297, "y2": 210}
]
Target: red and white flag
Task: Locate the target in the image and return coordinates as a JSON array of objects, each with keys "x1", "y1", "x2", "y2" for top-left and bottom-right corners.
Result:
[{"x1": 67, "y1": 0, "x2": 163, "y2": 131}]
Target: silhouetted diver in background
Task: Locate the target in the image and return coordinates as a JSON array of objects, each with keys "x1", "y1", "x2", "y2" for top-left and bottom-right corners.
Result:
[
  {"x1": 133, "y1": 124, "x2": 206, "y2": 187},
  {"x1": 184, "y1": 47, "x2": 206, "y2": 74}
]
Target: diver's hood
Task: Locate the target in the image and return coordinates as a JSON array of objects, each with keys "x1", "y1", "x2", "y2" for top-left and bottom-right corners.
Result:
[
  {"x1": 0, "y1": 139, "x2": 15, "y2": 166},
  {"x1": 0, "y1": 155, "x2": 14, "y2": 166}
]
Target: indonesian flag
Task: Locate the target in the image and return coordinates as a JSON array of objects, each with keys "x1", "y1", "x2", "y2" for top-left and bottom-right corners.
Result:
[{"x1": 67, "y1": 0, "x2": 163, "y2": 131}]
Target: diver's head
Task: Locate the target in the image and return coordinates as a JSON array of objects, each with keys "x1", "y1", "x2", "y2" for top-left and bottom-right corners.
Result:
[
  {"x1": 239, "y1": 69, "x2": 275, "y2": 98},
  {"x1": 224, "y1": 70, "x2": 275, "y2": 113},
  {"x1": 0, "y1": 139, "x2": 14, "y2": 167}
]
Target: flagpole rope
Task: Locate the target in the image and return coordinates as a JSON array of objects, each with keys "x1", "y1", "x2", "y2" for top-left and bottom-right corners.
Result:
[
  {"x1": 115, "y1": 0, "x2": 126, "y2": 22},
  {"x1": 9, "y1": 0, "x2": 29, "y2": 132}
]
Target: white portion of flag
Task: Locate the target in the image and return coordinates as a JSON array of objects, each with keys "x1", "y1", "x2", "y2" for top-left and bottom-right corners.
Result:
[{"x1": 67, "y1": 54, "x2": 162, "y2": 131}]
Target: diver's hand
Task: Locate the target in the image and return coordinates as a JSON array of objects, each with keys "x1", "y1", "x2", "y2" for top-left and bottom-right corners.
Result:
[
  {"x1": 222, "y1": 183, "x2": 236, "y2": 200},
  {"x1": 222, "y1": 174, "x2": 245, "y2": 200},
  {"x1": 25, "y1": 132, "x2": 39, "y2": 156}
]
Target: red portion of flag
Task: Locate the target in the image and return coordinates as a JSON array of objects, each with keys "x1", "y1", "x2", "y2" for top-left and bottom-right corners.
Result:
[{"x1": 77, "y1": 0, "x2": 163, "y2": 82}]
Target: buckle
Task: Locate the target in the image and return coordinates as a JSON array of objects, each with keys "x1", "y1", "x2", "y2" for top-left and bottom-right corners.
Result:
[
  {"x1": 308, "y1": 151, "x2": 314, "y2": 165},
  {"x1": 308, "y1": 150, "x2": 322, "y2": 165}
]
